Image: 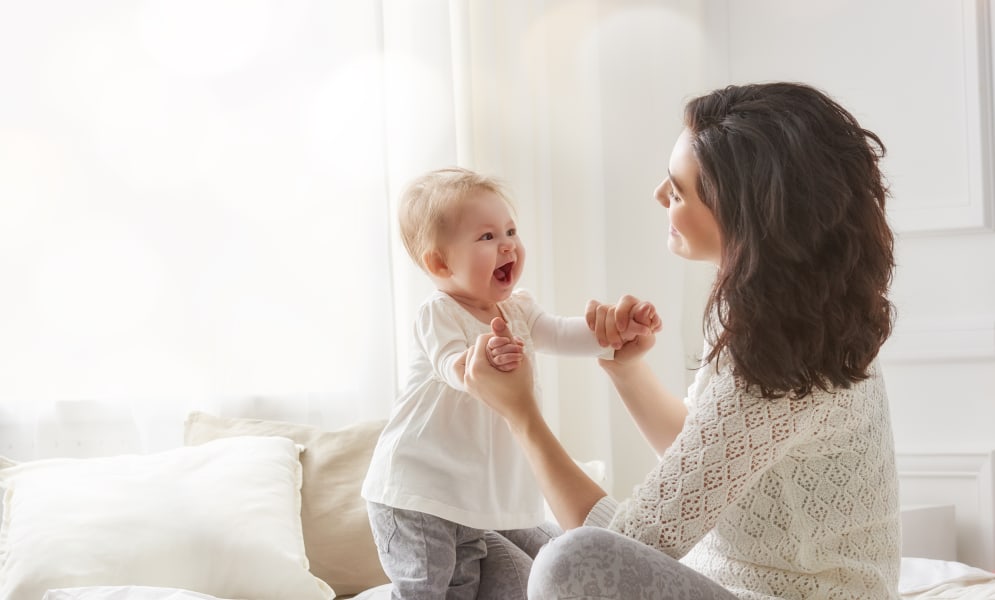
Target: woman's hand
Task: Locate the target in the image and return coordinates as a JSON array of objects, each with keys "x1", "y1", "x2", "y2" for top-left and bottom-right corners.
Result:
[
  {"x1": 586, "y1": 295, "x2": 685, "y2": 454},
  {"x1": 462, "y1": 317, "x2": 541, "y2": 430},
  {"x1": 465, "y1": 319, "x2": 609, "y2": 528},
  {"x1": 586, "y1": 295, "x2": 661, "y2": 365}
]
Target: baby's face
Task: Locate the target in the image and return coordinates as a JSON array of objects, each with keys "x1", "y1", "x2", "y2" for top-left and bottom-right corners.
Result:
[{"x1": 437, "y1": 189, "x2": 525, "y2": 310}]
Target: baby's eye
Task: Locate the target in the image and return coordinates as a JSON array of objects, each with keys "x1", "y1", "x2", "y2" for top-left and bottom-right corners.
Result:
[
  {"x1": 479, "y1": 232, "x2": 494, "y2": 241},
  {"x1": 507, "y1": 228, "x2": 516, "y2": 237},
  {"x1": 668, "y1": 190, "x2": 681, "y2": 203}
]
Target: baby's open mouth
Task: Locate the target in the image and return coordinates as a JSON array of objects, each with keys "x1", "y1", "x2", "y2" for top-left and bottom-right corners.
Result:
[{"x1": 494, "y1": 262, "x2": 514, "y2": 282}]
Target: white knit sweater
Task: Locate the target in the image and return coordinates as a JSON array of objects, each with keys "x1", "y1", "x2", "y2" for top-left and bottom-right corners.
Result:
[{"x1": 585, "y1": 353, "x2": 901, "y2": 600}]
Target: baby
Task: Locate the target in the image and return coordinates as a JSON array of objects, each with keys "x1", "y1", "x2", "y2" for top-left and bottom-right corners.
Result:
[{"x1": 361, "y1": 166, "x2": 659, "y2": 599}]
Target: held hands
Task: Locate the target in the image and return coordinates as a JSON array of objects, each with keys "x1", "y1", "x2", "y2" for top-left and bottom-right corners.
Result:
[
  {"x1": 486, "y1": 318, "x2": 525, "y2": 372},
  {"x1": 462, "y1": 317, "x2": 540, "y2": 429},
  {"x1": 586, "y1": 295, "x2": 662, "y2": 364}
]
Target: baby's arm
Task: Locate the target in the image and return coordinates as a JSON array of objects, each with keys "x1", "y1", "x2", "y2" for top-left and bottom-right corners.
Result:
[
  {"x1": 531, "y1": 313, "x2": 613, "y2": 357},
  {"x1": 532, "y1": 299, "x2": 660, "y2": 356}
]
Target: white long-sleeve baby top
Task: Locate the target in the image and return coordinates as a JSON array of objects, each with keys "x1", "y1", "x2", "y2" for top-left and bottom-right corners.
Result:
[{"x1": 361, "y1": 289, "x2": 609, "y2": 530}]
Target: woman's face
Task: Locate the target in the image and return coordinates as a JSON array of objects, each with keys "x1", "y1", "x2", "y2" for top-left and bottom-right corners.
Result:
[{"x1": 654, "y1": 128, "x2": 722, "y2": 265}]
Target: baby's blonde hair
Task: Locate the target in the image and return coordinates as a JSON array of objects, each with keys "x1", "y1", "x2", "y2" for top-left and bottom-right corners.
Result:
[{"x1": 398, "y1": 166, "x2": 515, "y2": 272}]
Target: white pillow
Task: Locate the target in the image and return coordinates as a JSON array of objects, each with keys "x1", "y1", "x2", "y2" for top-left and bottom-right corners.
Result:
[
  {"x1": 0, "y1": 436, "x2": 333, "y2": 600},
  {"x1": 183, "y1": 412, "x2": 389, "y2": 595}
]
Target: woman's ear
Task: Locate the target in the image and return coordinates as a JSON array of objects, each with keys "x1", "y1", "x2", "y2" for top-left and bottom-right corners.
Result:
[{"x1": 423, "y1": 249, "x2": 450, "y2": 277}]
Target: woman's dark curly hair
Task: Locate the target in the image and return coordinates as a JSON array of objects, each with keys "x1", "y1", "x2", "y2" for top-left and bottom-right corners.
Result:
[{"x1": 684, "y1": 82, "x2": 895, "y2": 399}]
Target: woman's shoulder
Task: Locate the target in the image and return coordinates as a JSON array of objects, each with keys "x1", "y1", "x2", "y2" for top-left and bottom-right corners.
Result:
[{"x1": 814, "y1": 363, "x2": 890, "y2": 418}]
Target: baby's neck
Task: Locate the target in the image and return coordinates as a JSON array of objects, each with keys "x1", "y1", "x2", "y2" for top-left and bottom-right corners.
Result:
[{"x1": 444, "y1": 291, "x2": 503, "y2": 324}]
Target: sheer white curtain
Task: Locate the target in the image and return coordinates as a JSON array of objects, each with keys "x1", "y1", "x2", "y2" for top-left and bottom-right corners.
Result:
[
  {"x1": 0, "y1": 2, "x2": 700, "y2": 493},
  {"x1": 0, "y1": 0, "x2": 469, "y2": 460}
]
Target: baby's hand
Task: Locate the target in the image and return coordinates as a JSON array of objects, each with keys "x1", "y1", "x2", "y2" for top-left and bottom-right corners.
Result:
[
  {"x1": 622, "y1": 301, "x2": 662, "y2": 342},
  {"x1": 487, "y1": 317, "x2": 525, "y2": 372}
]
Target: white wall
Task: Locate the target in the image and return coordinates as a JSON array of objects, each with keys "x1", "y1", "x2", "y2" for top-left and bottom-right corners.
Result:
[
  {"x1": 3, "y1": 1, "x2": 991, "y2": 548},
  {"x1": 702, "y1": 1, "x2": 995, "y2": 447},
  {"x1": 542, "y1": 0, "x2": 995, "y2": 503}
]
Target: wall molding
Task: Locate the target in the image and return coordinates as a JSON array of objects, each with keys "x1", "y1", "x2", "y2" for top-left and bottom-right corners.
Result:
[
  {"x1": 896, "y1": 450, "x2": 995, "y2": 569},
  {"x1": 879, "y1": 315, "x2": 995, "y2": 363},
  {"x1": 890, "y1": 0, "x2": 995, "y2": 235}
]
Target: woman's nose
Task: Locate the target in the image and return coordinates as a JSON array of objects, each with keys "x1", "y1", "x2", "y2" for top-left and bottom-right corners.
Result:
[{"x1": 655, "y1": 181, "x2": 669, "y2": 207}]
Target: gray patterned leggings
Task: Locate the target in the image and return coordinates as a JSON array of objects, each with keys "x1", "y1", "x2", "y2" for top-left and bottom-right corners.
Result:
[{"x1": 526, "y1": 527, "x2": 738, "y2": 600}]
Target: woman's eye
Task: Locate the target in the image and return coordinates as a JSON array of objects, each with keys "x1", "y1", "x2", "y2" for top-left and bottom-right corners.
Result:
[{"x1": 668, "y1": 191, "x2": 680, "y2": 203}]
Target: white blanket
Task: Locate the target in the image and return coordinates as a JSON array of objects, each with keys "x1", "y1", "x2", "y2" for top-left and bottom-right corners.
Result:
[{"x1": 899, "y1": 557, "x2": 995, "y2": 599}]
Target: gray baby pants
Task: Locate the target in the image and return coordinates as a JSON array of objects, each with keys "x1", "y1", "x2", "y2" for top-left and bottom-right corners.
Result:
[{"x1": 367, "y1": 501, "x2": 560, "y2": 600}]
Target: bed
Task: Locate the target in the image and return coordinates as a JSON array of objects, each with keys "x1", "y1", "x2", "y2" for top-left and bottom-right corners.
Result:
[
  {"x1": 28, "y1": 559, "x2": 995, "y2": 600},
  {"x1": 2, "y1": 413, "x2": 993, "y2": 599}
]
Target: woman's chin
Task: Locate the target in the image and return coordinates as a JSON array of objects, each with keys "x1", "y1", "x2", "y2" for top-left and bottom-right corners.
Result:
[{"x1": 667, "y1": 239, "x2": 685, "y2": 258}]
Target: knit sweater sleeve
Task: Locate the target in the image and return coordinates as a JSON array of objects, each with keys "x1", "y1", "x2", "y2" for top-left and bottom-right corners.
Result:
[{"x1": 604, "y1": 361, "x2": 821, "y2": 559}]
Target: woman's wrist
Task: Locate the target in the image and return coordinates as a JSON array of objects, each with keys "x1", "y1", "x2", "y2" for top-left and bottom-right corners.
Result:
[
  {"x1": 505, "y1": 402, "x2": 547, "y2": 438},
  {"x1": 599, "y1": 355, "x2": 645, "y2": 379}
]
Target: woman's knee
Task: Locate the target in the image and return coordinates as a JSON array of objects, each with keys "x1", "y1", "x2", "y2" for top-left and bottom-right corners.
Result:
[
  {"x1": 530, "y1": 527, "x2": 739, "y2": 600},
  {"x1": 529, "y1": 527, "x2": 618, "y2": 598}
]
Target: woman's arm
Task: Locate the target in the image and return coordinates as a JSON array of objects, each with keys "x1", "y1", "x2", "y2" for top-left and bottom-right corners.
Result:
[
  {"x1": 462, "y1": 318, "x2": 608, "y2": 529},
  {"x1": 599, "y1": 359, "x2": 687, "y2": 457},
  {"x1": 587, "y1": 296, "x2": 687, "y2": 456},
  {"x1": 503, "y1": 407, "x2": 609, "y2": 528}
]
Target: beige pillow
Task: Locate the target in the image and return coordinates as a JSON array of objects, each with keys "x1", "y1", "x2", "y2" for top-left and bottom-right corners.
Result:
[{"x1": 184, "y1": 412, "x2": 389, "y2": 596}]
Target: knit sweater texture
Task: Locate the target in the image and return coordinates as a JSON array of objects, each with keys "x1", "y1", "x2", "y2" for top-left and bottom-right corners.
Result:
[{"x1": 586, "y1": 352, "x2": 900, "y2": 599}]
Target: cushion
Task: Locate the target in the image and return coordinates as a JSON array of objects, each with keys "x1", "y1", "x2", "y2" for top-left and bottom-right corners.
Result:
[
  {"x1": 183, "y1": 412, "x2": 389, "y2": 596},
  {"x1": 0, "y1": 435, "x2": 333, "y2": 600}
]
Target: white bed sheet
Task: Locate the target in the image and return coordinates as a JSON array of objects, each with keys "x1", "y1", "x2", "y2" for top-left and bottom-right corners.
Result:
[
  {"x1": 42, "y1": 587, "x2": 233, "y2": 600},
  {"x1": 349, "y1": 557, "x2": 995, "y2": 600},
  {"x1": 40, "y1": 557, "x2": 995, "y2": 600},
  {"x1": 350, "y1": 584, "x2": 391, "y2": 600},
  {"x1": 900, "y1": 557, "x2": 995, "y2": 599}
]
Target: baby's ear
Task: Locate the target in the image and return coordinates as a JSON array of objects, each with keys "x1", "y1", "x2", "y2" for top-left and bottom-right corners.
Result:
[{"x1": 422, "y1": 249, "x2": 450, "y2": 277}]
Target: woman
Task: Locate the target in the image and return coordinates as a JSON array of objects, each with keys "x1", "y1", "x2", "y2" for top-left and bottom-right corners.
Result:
[{"x1": 464, "y1": 82, "x2": 900, "y2": 599}]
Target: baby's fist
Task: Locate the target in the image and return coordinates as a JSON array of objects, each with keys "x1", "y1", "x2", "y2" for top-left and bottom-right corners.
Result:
[{"x1": 487, "y1": 317, "x2": 525, "y2": 372}]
